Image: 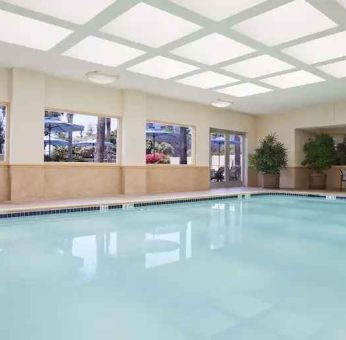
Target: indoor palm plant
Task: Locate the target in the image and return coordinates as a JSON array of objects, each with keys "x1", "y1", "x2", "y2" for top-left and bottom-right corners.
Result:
[
  {"x1": 302, "y1": 134, "x2": 337, "y2": 189},
  {"x1": 249, "y1": 133, "x2": 288, "y2": 188}
]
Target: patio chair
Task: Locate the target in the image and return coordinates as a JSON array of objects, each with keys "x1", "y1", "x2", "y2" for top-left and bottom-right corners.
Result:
[
  {"x1": 215, "y1": 167, "x2": 225, "y2": 182},
  {"x1": 229, "y1": 167, "x2": 238, "y2": 181},
  {"x1": 340, "y1": 169, "x2": 346, "y2": 192}
]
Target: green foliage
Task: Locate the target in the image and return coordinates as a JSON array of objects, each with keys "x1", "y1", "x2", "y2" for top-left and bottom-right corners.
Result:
[
  {"x1": 155, "y1": 142, "x2": 174, "y2": 155},
  {"x1": 146, "y1": 140, "x2": 174, "y2": 155},
  {"x1": 52, "y1": 146, "x2": 68, "y2": 162},
  {"x1": 301, "y1": 134, "x2": 337, "y2": 172},
  {"x1": 249, "y1": 133, "x2": 288, "y2": 174},
  {"x1": 51, "y1": 146, "x2": 85, "y2": 162}
]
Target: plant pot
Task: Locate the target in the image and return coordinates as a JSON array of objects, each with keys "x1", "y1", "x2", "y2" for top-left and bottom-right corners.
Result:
[
  {"x1": 309, "y1": 172, "x2": 326, "y2": 190},
  {"x1": 262, "y1": 173, "x2": 280, "y2": 189}
]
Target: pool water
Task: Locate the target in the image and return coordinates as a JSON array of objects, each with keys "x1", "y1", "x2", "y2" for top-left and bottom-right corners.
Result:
[{"x1": 0, "y1": 195, "x2": 346, "y2": 340}]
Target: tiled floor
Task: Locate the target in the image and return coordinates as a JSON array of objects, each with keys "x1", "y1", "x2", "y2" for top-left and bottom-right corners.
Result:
[{"x1": 0, "y1": 187, "x2": 345, "y2": 213}]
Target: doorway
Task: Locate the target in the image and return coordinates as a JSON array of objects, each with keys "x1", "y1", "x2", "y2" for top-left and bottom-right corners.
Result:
[{"x1": 210, "y1": 129, "x2": 244, "y2": 188}]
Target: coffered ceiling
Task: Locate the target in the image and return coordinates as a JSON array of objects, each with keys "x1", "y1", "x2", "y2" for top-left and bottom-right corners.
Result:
[{"x1": 0, "y1": 0, "x2": 346, "y2": 114}]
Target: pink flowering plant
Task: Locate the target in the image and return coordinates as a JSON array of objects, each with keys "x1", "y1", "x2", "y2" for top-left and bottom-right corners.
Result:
[{"x1": 146, "y1": 153, "x2": 170, "y2": 164}]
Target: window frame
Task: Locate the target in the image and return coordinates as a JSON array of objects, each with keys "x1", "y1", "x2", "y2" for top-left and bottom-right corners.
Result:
[
  {"x1": 44, "y1": 107, "x2": 121, "y2": 165},
  {"x1": 145, "y1": 119, "x2": 196, "y2": 166},
  {"x1": 0, "y1": 103, "x2": 9, "y2": 164}
]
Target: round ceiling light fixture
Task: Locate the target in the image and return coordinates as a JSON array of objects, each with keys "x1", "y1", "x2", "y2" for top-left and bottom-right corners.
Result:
[
  {"x1": 211, "y1": 99, "x2": 234, "y2": 108},
  {"x1": 86, "y1": 71, "x2": 119, "y2": 85}
]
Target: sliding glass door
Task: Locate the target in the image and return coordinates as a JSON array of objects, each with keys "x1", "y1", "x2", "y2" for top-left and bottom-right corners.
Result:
[{"x1": 210, "y1": 129, "x2": 244, "y2": 188}]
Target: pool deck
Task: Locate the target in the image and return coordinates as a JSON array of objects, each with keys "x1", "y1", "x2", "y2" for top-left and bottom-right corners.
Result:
[{"x1": 0, "y1": 187, "x2": 346, "y2": 214}]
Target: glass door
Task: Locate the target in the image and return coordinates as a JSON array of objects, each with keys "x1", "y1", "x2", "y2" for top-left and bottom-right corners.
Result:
[
  {"x1": 210, "y1": 129, "x2": 244, "y2": 188},
  {"x1": 210, "y1": 132, "x2": 226, "y2": 184}
]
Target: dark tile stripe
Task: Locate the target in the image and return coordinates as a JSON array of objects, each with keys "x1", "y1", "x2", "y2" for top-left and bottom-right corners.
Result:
[{"x1": 133, "y1": 194, "x2": 239, "y2": 207}]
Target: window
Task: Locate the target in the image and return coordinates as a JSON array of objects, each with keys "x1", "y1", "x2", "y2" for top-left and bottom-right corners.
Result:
[
  {"x1": 0, "y1": 105, "x2": 7, "y2": 162},
  {"x1": 44, "y1": 110, "x2": 118, "y2": 163},
  {"x1": 145, "y1": 122, "x2": 193, "y2": 164}
]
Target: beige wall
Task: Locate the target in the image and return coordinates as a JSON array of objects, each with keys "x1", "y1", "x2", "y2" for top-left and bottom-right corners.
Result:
[
  {"x1": 327, "y1": 166, "x2": 345, "y2": 191},
  {"x1": 3, "y1": 66, "x2": 344, "y2": 198},
  {"x1": 146, "y1": 94, "x2": 256, "y2": 167},
  {"x1": 10, "y1": 69, "x2": 45, "y2": 164},
  {"x1": 0, "y1": 67, "x2": 257, "y2": 201},
  {"x1": 256, "y1": 101, "x2": 346, "y2": 189},
  {"x1": 121, "y1": 90, "x2": 146, "y2": 166},
  {"x1": 45, "y1": 76, "x2": 123, "y2": 117},
  {"x1": 0, "y1": 68, "x2": 11, "y2": 102},
  {"x1": 9, "y1": 164, "x2": 122, "y2": 201},
  {"x1": 256, "y1": 101, "x2": 346, "y2": 167},
  {"x1": 0, "y1": 165, "x2": 9, "y2": 201}
]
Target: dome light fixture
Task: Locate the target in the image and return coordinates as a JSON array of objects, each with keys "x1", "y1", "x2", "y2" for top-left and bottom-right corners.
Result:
[
  {"x1": 86, "y1": 71, "x2": 119, "y2": 85},
  {"x1": 211, "y1": 99, "x2": 233, "y2": 108}
]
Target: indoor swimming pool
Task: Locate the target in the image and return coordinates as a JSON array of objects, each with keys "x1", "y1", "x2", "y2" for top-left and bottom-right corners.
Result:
[{"x1": 0, "y1": 195, "x2": 345, "y2": 340}]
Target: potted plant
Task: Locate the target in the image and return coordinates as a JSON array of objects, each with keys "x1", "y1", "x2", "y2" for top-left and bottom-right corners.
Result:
[
  {"x1": 302, "y1": 134, "x2": 337, "y2": 189},
  {"x1": 249, "y1": 133, "x2": 288, "y2": 188}
]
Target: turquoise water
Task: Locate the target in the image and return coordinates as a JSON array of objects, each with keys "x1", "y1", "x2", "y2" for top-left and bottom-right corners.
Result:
[{"x1": 0, "y1": 196, "x2": 346, "y2": 340}]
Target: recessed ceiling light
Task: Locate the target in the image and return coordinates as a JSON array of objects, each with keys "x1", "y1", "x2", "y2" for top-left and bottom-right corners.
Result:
[
  {"x1": 232, "y1": 0, "x2": 337, "y2": 46},
  {"x1": 64, "y1": 36, "x2": 145, "y2": 67},
  {"x1": 171, "y1": 33, "x2": 254, "y2": 65},
  {"x1": 261, "y1": 70, "x2": 325, "y2": 89},
  {"x1": 211, "y1": 99, "x2": 233, "y2": 108},
  {"x1": 127, "y1": 56, "x2": 198, "y2": 79},
  {"x1": 169, "y1": 0, "x2": 267, "y2": 21},
  {"x1": 223, "y1": 55, "x2": 294, "y2": 78},
  {"x1": 0, "y1": 9, "x2": 71, "y2": 50},
  {"x1": 317, "y1": 59, "x2": 346, "y2": 78},
  {"x1": 282, "y1": 31, "x2": 346, "y2": 64},
  {"x1": 86, "y1": 71, "x2": 119, "y2": 84},
  {"x1": 217, "y1": 83, "x2": 272, "y2": 97},
  {"x1": 101, "y1": 2, "x2": 201, "y2": 48},
  {"x1": 3, "y1": 0, "x2": 116, "y2": 24},
  {"x1": 177, "y1": 71, "x2": 238, "y2": 89}
]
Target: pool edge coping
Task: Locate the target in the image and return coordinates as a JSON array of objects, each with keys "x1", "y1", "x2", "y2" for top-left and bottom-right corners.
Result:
[{"x1": 0, "y1": 190, "x2": 345, "y2": 219}]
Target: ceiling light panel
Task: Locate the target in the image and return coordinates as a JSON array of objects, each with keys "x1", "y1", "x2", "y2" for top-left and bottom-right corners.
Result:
[
  {"x1": 171, "y1": 33, "x2": 254, "y2": 65},
  {"x1": 261, "y1": 70, "x2": 325, "y2": 89},
  {"x1": 0, "y1": 9, "x2": 71, "y2": 50},
  {"x1": 101, "y1": 2, "x2": 201, "y2": 48},
  {"x1": 282, "y1": 31, "x2": 346, "y2": 64},
  {"x1": 169, "y1": 0, "x2": 268, "y2": 21},
  {"x1": 223, "y1": 55, "x2": 294, "y2": 78},
  {"x1": 217, "y1": 83, "x2": 272, "y2": 97},
  {"x1": 64, "y1": 36, "x2": 145, "y2": 67},
  {"x1": 127, "y1": 56, "x2": 198, "y2": 79},
  {"x1": 232, "y1": 0, "x2": 337, "y2": 46},
  {"x1": 177, "y1": 71, "x2": 238, "y2": 89},
  {"x1": 3, "y1": 0, "x2": 116, "y2": 24},
  {"x1": 317, "y1": 59, "x2": 346, "y2": 78}
]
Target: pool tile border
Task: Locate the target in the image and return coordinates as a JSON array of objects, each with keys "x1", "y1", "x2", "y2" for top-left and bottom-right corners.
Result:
[{"x1": 0, "y1": 192, "x2": 344, "y2": 219}]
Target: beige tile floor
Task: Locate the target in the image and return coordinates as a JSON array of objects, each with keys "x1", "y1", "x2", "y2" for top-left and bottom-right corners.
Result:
[{"x1": 0, "y1": 187, "x2": 345, "y2": 213}]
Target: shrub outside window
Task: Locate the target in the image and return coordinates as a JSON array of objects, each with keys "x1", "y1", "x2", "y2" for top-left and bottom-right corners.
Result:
[
  {"x1": 44, "y1": 110, "x2": 118, "y2": 163},
  {"x1": 0, "y1": 105, "x2": 6, "y2": 162},
  {"x1": 146, "y1": 122, "x2": 193, "y2": 165}
]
